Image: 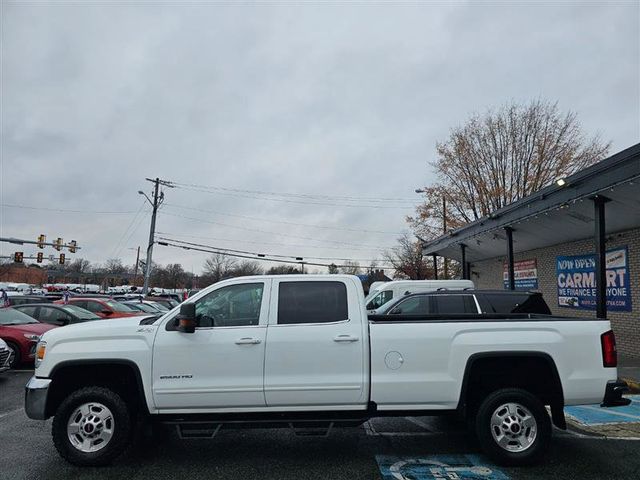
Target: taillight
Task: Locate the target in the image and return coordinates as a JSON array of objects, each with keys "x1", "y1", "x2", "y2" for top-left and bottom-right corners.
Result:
[{"x1": 601, "y1": 330, "x2": 617, "y2": 367}]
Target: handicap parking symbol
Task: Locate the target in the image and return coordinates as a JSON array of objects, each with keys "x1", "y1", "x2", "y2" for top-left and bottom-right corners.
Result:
[{"x1": 376, "y1": 454, "x2": 510, "y2": 480}]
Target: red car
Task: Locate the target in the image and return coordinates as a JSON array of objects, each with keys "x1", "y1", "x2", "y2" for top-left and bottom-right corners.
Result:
[
  {"x1": 0, "y1": 307, "x2": 56, "y2": 368},
  {"x1": 54, "y1": 298, "x2": 142, "y2": 319}
]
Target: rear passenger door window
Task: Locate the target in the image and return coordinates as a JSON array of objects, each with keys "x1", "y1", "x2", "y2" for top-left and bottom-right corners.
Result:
[
  {"x1": 390, "y1": 296, "x2": 431, "y2": 314},
  {"x1": 278, "y1": 281, "x2": 348, "y2": 324},
  {"x1": 433, "y1": 295, "x2": 478, "y2": 314}
]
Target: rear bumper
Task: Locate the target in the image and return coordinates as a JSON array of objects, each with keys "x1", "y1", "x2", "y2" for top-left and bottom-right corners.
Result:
[
  {"x1": 24, "y1": 376, "x2": 51, "y2": 420},
  {"x1": 601, "y1": 380, "x2": 631, "y2": 407}
]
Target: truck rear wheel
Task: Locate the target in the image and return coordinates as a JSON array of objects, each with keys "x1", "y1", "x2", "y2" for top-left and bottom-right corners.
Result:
[
  {"x1": 475, "y1": 388, "x2": 551, "y2": 466},
  {"x1": 52, "y1": 386, "x2": 132, "y2": 466}
]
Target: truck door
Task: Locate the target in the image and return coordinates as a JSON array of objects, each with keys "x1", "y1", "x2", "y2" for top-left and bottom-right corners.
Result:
[
  {"x1": 152, "y1": 279, "x2": 270, "y2": 410},
  {"x1": 264, "y1": 278, "x2": 368, "y2": 407}
]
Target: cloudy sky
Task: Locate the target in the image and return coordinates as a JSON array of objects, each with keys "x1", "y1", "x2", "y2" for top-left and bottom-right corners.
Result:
[{"x1": 1, "y1": 1, "x2": 638, "y2": 275}]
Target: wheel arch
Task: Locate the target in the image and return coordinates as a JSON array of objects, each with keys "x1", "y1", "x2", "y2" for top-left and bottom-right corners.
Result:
[
  {"x1": 457, "y1": 351, "x2": 566, "y2": 429},
  {"x1": 46, "y1": 359, "x2": 148, "y2": 418}
]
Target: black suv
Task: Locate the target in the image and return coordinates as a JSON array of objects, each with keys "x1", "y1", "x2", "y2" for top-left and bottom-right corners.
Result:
[{"x1": 380, "y1": 290, "x2": 551, "y2": 316}]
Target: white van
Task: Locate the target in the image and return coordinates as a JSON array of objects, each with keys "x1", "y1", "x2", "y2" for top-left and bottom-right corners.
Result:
[{"x1": 365, "y1": 279, "x2": 475, "y2": 315}]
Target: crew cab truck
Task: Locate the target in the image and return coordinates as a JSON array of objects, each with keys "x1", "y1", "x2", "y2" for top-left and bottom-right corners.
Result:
[{"x1": 25, "y1": 275, "x2": 629, "y2": 467}]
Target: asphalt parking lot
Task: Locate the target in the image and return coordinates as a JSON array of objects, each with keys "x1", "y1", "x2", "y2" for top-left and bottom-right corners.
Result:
[{"x1": 2, "y1": 370, "x2": 640, "y2": 480}]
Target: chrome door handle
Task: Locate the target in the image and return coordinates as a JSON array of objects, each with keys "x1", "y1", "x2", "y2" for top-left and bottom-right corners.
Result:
[
  {"x1": 235, "y1": 337, "x2": 262, "y2": 345},
  {"x1": 333, "y1": 335, "x2": 359, "y2": 343}
]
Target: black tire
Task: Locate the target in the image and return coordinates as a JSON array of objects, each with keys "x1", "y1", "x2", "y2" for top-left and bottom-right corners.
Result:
[
  {"x1": 5, "y1": 341, "x2": 20, "y2": 369},
  {"x1": 475, "y1": 388, "x2": 551, "y2": 466},
  {"x1": 52, "y1": 386, "x2": 132, "y2": 466}
]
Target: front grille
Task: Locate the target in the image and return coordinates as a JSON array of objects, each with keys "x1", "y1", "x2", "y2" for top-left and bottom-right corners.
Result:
[{"x1": 0, "y1": 349, "x2": 9, "y2": 367}]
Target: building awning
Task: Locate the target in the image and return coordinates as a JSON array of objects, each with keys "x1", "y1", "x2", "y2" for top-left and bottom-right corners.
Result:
[{"x1": 422, "y1": 143, "x2": 640, "y2": 263}]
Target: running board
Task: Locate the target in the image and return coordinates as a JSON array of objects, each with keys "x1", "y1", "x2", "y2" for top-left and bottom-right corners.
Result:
[
  {"x1": 289, "y1": 422, "x2": 334, "y2": 437},
  {"x1": 176, "y1": 423, "x2": 222, "y2": 439}
]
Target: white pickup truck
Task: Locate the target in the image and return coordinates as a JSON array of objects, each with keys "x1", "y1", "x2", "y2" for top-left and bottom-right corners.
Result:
[{"x1": 25, "y1": 275, "x2": 629, "y2": 467}]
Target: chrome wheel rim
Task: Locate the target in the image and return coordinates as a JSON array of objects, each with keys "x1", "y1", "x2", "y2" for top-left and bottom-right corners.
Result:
[
  {"x1": 67, "y1": 402, "x2": 114, "y2": 453},
  {"x1": 490, "y1": 402, "x2": 537, "y2": 452}
]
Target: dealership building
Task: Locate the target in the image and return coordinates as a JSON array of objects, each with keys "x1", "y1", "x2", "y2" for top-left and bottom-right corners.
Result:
[{"x1": 422, "y1": 143, "x2": 640, "y2": 358}]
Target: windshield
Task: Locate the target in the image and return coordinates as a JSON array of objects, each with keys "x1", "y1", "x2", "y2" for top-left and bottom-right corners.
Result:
[
  {"x1": 60, "y1": 305, "x2": 101, "y2": 320},
  {"x1": 0, "y1": 308, "x2": 39, "y2": 325},
  {"x1": 366, "y1": 290, "x2": 393, "y2": 310},
  {"x1": 129, "y1": 303, "x2": 157, "y2": 313},
  {"x1": 105, "y1": 300, "x2": 136, "y2": 312}
]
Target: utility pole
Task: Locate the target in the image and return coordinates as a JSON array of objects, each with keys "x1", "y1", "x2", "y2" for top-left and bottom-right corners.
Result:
[
  {"x1": 140, "y1": 178, "x2": 173, "y2": 295},
  {"x1": 134, "y1": 246, "x2": 140, "y2": 285},
  {"x1": 442, "y1": 195, "x2": 448, "y2": 279}
]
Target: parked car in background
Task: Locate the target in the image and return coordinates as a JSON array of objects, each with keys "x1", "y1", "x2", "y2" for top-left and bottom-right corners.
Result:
[
  {"x1": 122, "y1": 300, "x2": 169, "y2": 313},
  {"x1": 7, "y1": 295, "x2": 53, "y2": 307},
  {"x1": 14, "y1": 304, "x2": 102, "y2": 326},
  {"x1": 122, "y1": 301, "x2": 162, "y2": 314},
  {"x1": 365, "y1": 279, "x2": 475, "y2": 315},
  {"x1": 0, "y1": 338, "x2": 11, "y2": 373},
  {"x1": 54, "y1": 298, "x2": 141, "y2": 319},
  {"x1": 0, "y1": 308, "x2": 56, "y2": 368},
  {"x1": 150, "y1": 292, "x2": 183, "y2": 304},
  {"x1": 380, "y1": 290, "x2": 552, "y2": 315},
  {"x1": 144, "y1": 297, "x2": 179, "y2": 310}
]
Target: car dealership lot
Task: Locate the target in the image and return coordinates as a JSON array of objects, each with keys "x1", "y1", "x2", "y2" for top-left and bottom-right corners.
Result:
[{"x1": 2, "y1": 370, "x2": 640, "y2": 480}]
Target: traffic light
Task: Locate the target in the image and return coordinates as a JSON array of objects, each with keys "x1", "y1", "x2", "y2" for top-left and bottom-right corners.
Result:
[
  {"x1": 54, "y1": 238, "x2": 63, "y2": 251},
  {"x1": 37, "y1": 234, "x2": 46, "y2": 249},
  {"x1": 59, "y1": 253, "x2": 65, "y2": 265},
  {"x1": 14, "y1": 252, "x2": 24, "y2": 263},
  {"x1": 69, "y1": 240, "x2": 77, "y2": 253},
  {"x1": 36, "y1": 252, "x2": 43, "y2": 263}
]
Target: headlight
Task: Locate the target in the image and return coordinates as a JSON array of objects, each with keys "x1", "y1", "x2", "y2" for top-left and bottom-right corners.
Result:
[
  {"x1": 23, "y1": 334, "x2": 40, "y2": 341},
  {"x1": 35, "y1": 341, "x2": 46, "y2": 369}
]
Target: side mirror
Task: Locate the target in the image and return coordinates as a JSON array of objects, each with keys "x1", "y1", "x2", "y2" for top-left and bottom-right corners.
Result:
[
  {"x1": 102, "y1": 310, "x2": 112, "y2": 315},
  {"x1": 56, "y1": 318, "x2": 70, "y2": 326},
  {"x1": 390, "y1": 307, "x2": 402, "y2": 315},
  {"x1": 176, "y1": 303, "x2": 196, "y2": 334}
]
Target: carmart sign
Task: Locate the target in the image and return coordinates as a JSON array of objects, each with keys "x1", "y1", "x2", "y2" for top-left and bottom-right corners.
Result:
[{"x1": 556, "y1": 247, "x2": 632, "y2": 311}]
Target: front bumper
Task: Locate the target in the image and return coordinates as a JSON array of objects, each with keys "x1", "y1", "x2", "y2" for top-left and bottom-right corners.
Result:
[
  {"x1": 601, "y1": 380, "x2": 631, "y2": 407},
  {"x1": 24, "y1": 376, "x2": 52, "y2": 420}
]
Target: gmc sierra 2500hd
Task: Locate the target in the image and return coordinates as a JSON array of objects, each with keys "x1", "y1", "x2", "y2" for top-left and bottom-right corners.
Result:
[{"x1": 25, "y1": 275, "x2": 629, "y2": 466}]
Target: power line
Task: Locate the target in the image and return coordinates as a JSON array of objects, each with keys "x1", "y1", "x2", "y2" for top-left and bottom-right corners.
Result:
[
  {"x1": 156, "y1": 239, "x2": 391, "y2": 270},
  {"x1": 163, "y1": 203, "x2": 406, "y2": 235},
  {"x1": 160, "y1": 211, "x2": 393, "y2": 251},
  {"x1": 0, "y1": 203, "x2": 138, "y2": 214},
  {"x1": 170, "y1": 181, "x2": 417, "y2": 203},
  {"x1": 157, "y1": 236, "x2": 391, "y2": 265},
  {"x1": 172, "y1": 184, "x2": 416, "y2": 209},
  {"x1": 155, "y1": 231, "x2": 389, "y2": 253}
]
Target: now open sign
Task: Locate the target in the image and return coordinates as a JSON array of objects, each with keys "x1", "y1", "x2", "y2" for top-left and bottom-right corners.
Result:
[{"x1": 556, "y1": 246, "x2": 632, "y2": 312}]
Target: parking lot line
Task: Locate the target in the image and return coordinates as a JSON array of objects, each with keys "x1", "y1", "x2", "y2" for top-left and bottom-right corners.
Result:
[{"x1": 0, "y1": 408, "x2": 23, "y2": 420}]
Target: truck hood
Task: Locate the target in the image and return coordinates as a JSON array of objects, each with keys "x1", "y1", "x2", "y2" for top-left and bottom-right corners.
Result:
[
  {"x1": 36, "y1": 315, "x2": 160, "y2": 377},
  {"x1": 39, "y1": 315, "x2": 155, "y2": 344}
]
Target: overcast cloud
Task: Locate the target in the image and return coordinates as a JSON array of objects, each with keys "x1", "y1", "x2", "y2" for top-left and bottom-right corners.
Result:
[{"x1": 1, "y1": 1, "x2": 638, "y2": 274}]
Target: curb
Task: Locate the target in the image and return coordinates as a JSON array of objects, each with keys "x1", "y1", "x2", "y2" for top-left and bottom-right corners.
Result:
[{"x1": 621, "y1": 377, "x2": 640, "y2": 394}]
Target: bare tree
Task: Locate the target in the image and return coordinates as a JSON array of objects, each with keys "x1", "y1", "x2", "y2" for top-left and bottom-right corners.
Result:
[
  {"x1": 340, "y1": 260, "x2": 361, "y2": 275},
  {"x1": 267, "y1": 265, "x2": 302, "y2": 275},
  {"x1": 408, "y1": 99, "x2": 610, "y2": 237},
  {"x1": 383, "y1": 234, "x2": 433, "y2": 280},
  {"x1": 231, "y1": 260, "x2": 263, "y2": 277},
  {"x1": 327, "y1": 263, "x2": 339, "y2": 274},
  {"x1": 201, "y1": 254, "x2": 237, "y2": 285}
]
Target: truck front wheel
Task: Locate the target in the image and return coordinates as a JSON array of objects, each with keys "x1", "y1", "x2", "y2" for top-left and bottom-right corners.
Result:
[
  {"x1": 52, "y1": 386, "x2": 132, "y2": 466},
  {"x1": 475, "y1": 388, "x2": 551, "y2": 466}
]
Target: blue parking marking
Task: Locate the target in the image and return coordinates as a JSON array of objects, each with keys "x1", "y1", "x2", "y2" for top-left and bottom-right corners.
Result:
[
  {"x1": 565, "y1": 395, "x2": 640, "y2": 425},
  {"x1": 376, "y1": 454, "x2": 510, "y2": 480}
]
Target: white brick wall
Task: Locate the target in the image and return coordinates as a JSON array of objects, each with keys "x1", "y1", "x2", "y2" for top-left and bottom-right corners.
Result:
[{"x1": 471, "y1": 227, "x2": 640, "y2": 358}]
